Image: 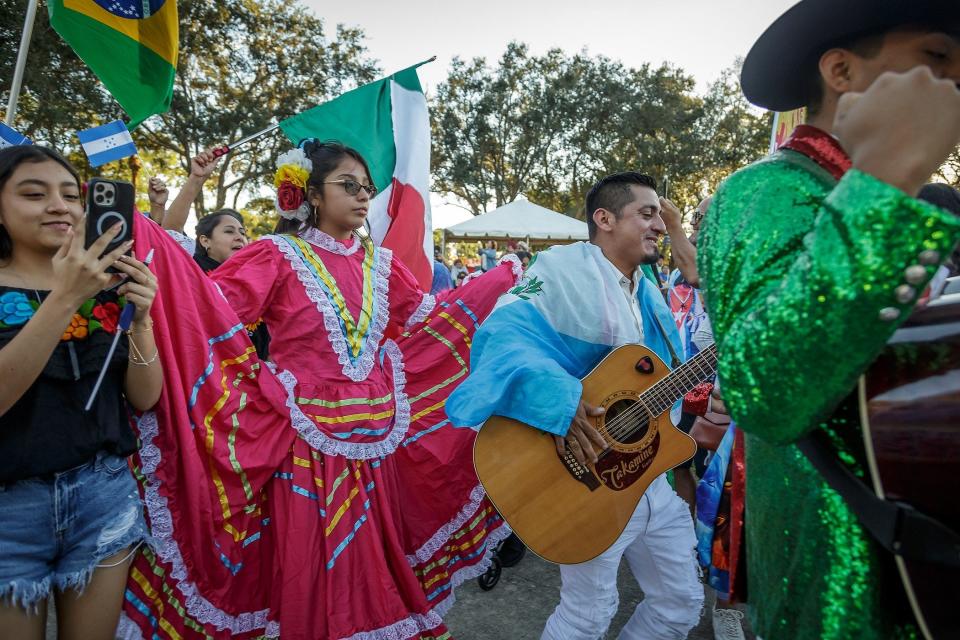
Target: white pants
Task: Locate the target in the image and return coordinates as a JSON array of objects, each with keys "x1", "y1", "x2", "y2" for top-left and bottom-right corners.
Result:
[{"x1": 541, "y1": 476, "x2": 704, "y2": 640}]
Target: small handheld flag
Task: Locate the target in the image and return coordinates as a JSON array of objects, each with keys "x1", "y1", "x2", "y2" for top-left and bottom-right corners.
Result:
[
  {"x1": 0, "y1": 122, "x2": 31, "y2": 148},
  {"x1": 78, "y1": 120, "x2": 137, "y2": 167}
]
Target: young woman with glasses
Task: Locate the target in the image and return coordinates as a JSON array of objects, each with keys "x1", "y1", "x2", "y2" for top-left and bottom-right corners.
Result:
[{"x1": 120, "y1": 140, "x2": 522, "y2": 639}]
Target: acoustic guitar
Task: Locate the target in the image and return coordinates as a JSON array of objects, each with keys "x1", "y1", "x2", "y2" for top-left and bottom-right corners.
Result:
[
  {"x1": 473, "y1": 343, "x2": 717, "y2": 565},
  {"x1": 859, "y1": 285, "x2": 960, "y2": 640}
]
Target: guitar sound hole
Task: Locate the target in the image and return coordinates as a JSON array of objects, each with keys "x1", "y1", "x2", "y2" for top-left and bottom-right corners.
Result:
[{"x1": 604, "y1": 399, "x2": 648, "y2": 445}]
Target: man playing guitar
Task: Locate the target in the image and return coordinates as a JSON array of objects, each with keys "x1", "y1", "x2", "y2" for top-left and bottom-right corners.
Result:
[{"x1": 448, "y1": 172, "x2": 705, "y2": 639}]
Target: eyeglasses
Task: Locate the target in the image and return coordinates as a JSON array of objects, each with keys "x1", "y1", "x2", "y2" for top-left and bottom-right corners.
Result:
[
  {"x1": 324, "y1": 179, "x2": 378, "y2": 198},
  {"x1": 690, "y1": 209, "x2": 705, "y2": 225}
]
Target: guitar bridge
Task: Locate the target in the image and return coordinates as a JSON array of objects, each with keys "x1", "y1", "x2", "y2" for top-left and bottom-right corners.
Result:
[{"x1": 561, "y1": 449, "x2": 601, "y2": 491}]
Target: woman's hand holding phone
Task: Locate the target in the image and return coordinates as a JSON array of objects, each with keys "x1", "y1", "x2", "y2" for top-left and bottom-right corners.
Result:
[
  {"x1": 114, "y1": 253, "x2": 158, "y2": 325},
  {"x1": 50, "y1": 219, "x2": 132, "y2": 309}
]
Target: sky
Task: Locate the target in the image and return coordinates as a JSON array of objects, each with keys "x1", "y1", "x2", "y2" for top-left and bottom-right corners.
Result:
[
  {"x1": 305, "y1": 0, "x2": 798, "y2": 93},
  {"x1": 304, "y1": 0, "x2": 798, "y2": 229}
]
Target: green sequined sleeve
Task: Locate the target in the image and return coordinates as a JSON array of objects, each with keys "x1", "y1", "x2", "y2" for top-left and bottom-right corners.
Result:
[{"x1": 700, "y1": 160, "x2": 960, "y2": 444}]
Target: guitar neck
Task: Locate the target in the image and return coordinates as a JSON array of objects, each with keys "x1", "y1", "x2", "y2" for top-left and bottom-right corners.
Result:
[{"x1": 641, "y1": 343, "x2": 718, "y2": 415}]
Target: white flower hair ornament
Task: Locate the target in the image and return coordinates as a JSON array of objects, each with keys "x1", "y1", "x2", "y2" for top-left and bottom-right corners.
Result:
[{"x1": 274, "y1": 148, "x2": 314, "y2": 221}]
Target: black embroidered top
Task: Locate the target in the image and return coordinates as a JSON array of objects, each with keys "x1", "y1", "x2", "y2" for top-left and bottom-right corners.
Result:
[{"x1": 0, "y1": 287, "x2": 136, "y2": 483}]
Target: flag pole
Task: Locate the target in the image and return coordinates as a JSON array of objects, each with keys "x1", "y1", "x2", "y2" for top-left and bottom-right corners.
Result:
[{"x1": 5, "y1": 0, "x2": 39, "y2": 126}]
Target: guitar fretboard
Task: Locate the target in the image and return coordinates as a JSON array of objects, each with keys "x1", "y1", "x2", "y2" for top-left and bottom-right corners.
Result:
[{"x1": 639, "y1": 343, "x2": 718, "y2": 416}]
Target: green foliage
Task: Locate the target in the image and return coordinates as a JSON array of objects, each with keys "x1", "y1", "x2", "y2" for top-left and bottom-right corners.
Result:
[
  {"x1": 239, "y1": 197, "x2": 278, "y2": 240},
  {"x1": 135, "y1": 0, "x2": 379, "y2": 215},
  {"x1": 1, "y1": 0, "x2": 118, "y2": 177},
  {"x1": 431, "y1": 44, "x2": 771, "y2": 223},
  {"x1": 2, "y1": 0, "x2": 378, "y2": 215}
]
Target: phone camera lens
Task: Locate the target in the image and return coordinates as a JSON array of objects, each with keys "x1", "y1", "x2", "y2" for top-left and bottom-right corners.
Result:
[{"x1": 94, "y1": 195, "x2": 104, "y2": 204}]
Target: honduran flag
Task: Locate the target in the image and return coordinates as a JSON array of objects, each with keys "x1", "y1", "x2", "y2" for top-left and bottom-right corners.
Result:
[
  {"x1": 48, "y1": 0, "x2": 178, "y2": 129},
  {"x1": 0, "y1": 122, "x2": 31, "y2": 148},
  {"x1": 77, "y1": 120, "x2": 138, "y2": 167},
  {"x1": 279, "y1": 63, "x2": 434, "y2": 289}
]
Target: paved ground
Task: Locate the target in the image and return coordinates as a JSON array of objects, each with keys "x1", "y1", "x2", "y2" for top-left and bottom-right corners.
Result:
[
  {"x1": 44, "y1": 552, "x2": 753, "y2": 639},
  {"x1": 445, "y1": 552, "x2": 754, "y2": 640}
]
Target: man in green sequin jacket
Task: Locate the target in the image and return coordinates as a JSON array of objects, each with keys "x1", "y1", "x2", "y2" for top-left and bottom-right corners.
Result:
[{"x1": 698, "y1": 1, "x2": 960, "y2": 638}]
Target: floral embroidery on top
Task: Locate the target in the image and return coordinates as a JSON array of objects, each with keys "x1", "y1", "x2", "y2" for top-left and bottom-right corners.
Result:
[
  {"x1": 0, "y1": 290, "x2": 36, "y2": 327},
  {"x1": 0, "y1": 289, "x2": 124, "y2": 341}
]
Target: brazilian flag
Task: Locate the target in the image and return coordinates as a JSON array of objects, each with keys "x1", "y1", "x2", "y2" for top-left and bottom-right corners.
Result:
[{"x1": 48, "y1": 1, "x2": 178, "y2": 129}]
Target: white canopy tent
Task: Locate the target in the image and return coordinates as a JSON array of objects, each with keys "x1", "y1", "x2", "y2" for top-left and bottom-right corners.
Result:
[{"x1": 440, "y1": 198, "x2": 588, "y2": 248}]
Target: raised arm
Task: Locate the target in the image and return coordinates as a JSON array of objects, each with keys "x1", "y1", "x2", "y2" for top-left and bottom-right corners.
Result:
[
  {"x1": 661, "y1": 198, "x2": 699, "y2": 287},
  {"x1": 162, "y1": 149, "x2": 220, "y2": 233},
  {"x1": 147, "y1": 177, "x2": 169, "y2": 224},
  {"x1": 701, "y1": 163, "x2": 960, "y2": 444}
]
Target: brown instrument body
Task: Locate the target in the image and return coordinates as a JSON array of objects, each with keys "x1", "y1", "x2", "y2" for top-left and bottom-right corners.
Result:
[
  {"x1": 860, "y1": 291, "x2": 960, "y2": 640},
  {"x1": 474, "y1": 344, "x2": 705, "y2": 565}
]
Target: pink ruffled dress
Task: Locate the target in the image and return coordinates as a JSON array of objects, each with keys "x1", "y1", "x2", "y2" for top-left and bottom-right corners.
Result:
[{"x1": 119, "y1": 220, "x2": 521, "y2": 640}]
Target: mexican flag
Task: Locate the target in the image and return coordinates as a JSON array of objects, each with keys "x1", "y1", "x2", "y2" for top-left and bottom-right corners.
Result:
[
  {"x1": 280, "y1": 63, "x2": 433, "y2": 288},
  {"x1": 48, "y1": 0, "x2": 178, "y2": 129}
]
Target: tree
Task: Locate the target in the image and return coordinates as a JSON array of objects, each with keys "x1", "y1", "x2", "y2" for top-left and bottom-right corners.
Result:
[
  {"x1": 239, "y1": 197, "x2": 278, "y2": 240},
  {"x1": 2, "y1": 0, "x2": 378, "y2": 214},
  {"x1": 430, "y1": 45, "x2": 771, "y2": 220},
  {"x1": 1, "y1": 0, "x2": 117, "y2": 169},
  {"x1": 691, "y1": 63, "x2": 772, "y2": 202}
]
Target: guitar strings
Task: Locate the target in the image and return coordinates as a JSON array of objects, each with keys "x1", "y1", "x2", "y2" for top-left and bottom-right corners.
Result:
[
  {"x1": 602, "y1": 351, "x2": 718, "y2": 442},
  {"x1": 604, "y1": 348, "x2": 717, "y2": 440},
  {"x1": 597, "y1": 347, "x2": 718, "y2": 442},
  {"x1": 600, "y1": 346, "x2": 718, "y2": 442}
]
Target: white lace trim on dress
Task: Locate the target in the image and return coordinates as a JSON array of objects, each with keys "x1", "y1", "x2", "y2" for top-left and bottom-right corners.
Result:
[
  {"x1": 267, "y1": 234, "x2": 392, "y2": 383},
  {"x1": 135, "y1": 412, "x2": 277, "y2": 636},
  {"x1": 276, "y1": 339, "x2": 411, "y2": 460}
]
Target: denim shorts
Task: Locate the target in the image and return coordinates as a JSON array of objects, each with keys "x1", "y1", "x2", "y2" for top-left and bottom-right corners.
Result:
[{"x1": 0, "y1": 452, "x2": 148, "y2": 609}]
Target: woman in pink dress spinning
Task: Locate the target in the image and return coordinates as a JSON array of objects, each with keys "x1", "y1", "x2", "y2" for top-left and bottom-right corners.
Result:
[{"x1": 120, "y1": 141, "x2": 520, "y2": 639}]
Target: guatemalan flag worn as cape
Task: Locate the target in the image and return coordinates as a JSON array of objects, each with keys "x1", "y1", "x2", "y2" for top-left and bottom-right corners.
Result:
[
  {"x1": 446, "y1": 242, "x2": 684, "y2": 436},
  {"x1": 280, "y1": 63, "x2": 433, "y2": 289}
]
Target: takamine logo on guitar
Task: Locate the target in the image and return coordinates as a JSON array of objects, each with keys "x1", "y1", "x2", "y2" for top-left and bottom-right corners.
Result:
[{"x1": 596, "y1": 435, "x2": 660, "y2": 490}]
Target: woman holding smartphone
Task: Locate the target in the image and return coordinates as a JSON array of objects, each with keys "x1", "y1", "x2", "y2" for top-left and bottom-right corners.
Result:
[{"x1": 0, "y1": 146, "x2": 161, "y2": 640}]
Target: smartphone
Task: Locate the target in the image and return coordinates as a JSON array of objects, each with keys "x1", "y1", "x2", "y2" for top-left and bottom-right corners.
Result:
[{"x1": 85, "y1": 178, "x2": 135, "y2": 271}]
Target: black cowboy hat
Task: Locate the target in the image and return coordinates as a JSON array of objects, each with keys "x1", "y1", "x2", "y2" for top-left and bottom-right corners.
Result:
[{"x1": 741, "y1": 0, "x2": 960, "y2": 111}]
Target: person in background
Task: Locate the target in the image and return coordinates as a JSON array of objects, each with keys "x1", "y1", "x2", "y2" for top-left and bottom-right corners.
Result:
[
  {"x1": 146, "y1": 177, "x2": 167, "y2": 224},
  {"x1": 0, "y1": 145, "x2": 161, "y2": 640},
  {"x1": 656, "y1": 254, "x2": 669, "y2": 286},
  {"x1": 431, "y1": 247, "x2": 454, "y2": 294},
  {"x1": 189, "y1": 209, "x2": 248, "y2": 273},
  {"x1": 479, "y1": 240, "x2": 498, "y2": 272},
  {"x1": 450, "y1": 257, "x2": 469, "y2": 285}
]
